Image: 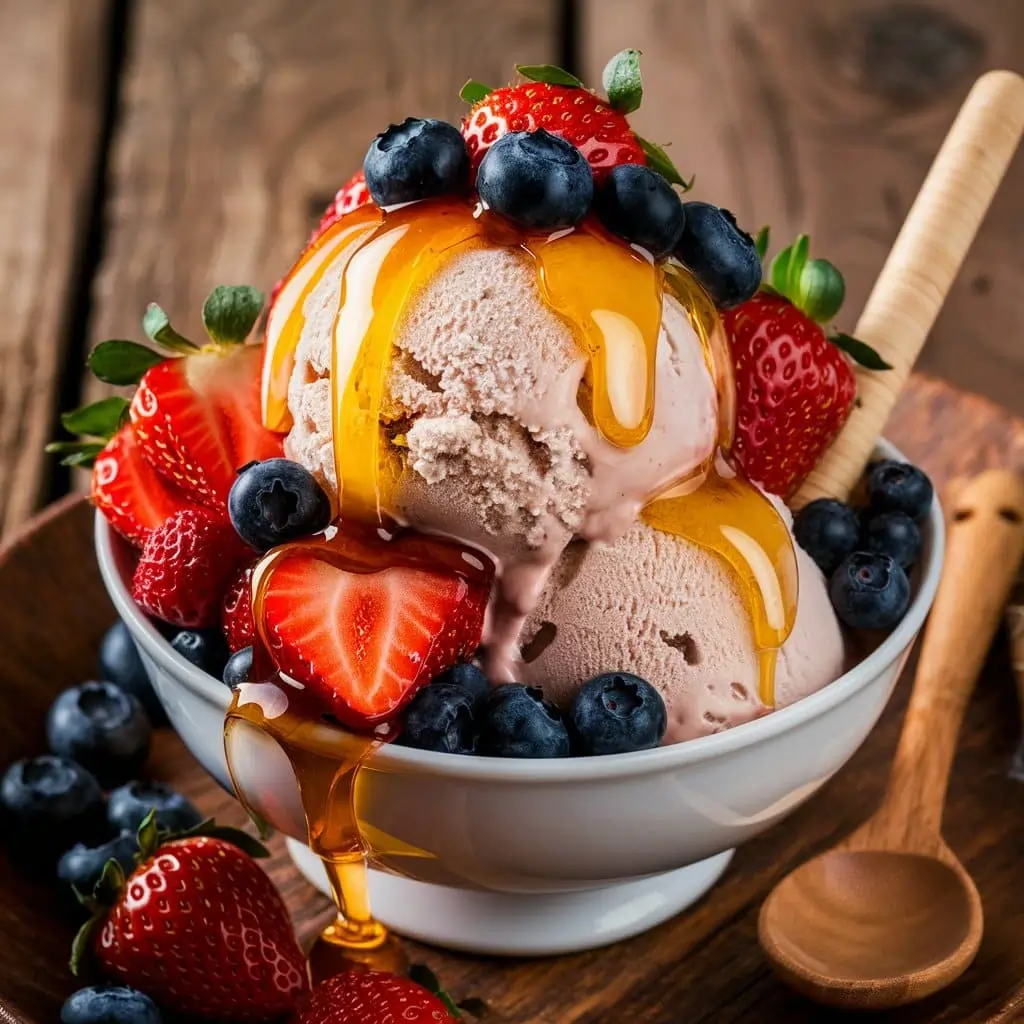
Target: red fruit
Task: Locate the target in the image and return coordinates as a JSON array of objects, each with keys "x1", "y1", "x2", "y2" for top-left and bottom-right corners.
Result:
[
  {"x1": 91, "y1": 426, "x2": 196, "y2": 547},
  {"x1": 130, "y1": 344, "x2": 283, "y2": 509},
  {"x1": 462, "y1": 82, "x2": 644, "y2": 181},
  {"x1": 92, "y1": 835, "x2": 307, "y2": 1021},
  {"x1": 723, "y1": 292, "x2": 856, "y2": 498},
  {"x1": 290, "y1": 970, "x2": 456, "y2": 1024},
  {"x1": 132, "y1": 508, "x2": 253, "y2": 628},
  {"x1": 312, "y1": 169, "x2": 372, "y2": 243},
  {"x1": 223, "y1": 560, "x2": 257, "y2": 652}
]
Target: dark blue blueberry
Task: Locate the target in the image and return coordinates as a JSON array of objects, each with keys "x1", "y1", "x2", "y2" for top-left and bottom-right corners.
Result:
[
  {"x1": 228, "y1": 458, "x2": 332, "y2": 551},
  {"x1": 829, "y1": 552, "x2": 910, "y2": 630},
  {"x1": 59, "y1": 832, "x2": 137, "y2": 899},
  {"x1": 46, "y1": 683, "x2": 151, "y2": 788},
  {"x1": 570, "y1": 672, "x2": 667, "y2": 756},
  {"x1": 862, "y1": 511, "x2": 922, "y2": 569},
  {"x1": 401, "y1": 683, "x2": 478, "y2": 754},
  {"x1": 61, "y1": 986, "x2": 161, "y2": 1024},
  {"x1": 476, "y1": 129, "x2": 593, "y2": 230},
  {"x1": 0, "y1": 756, "x2": 106, "y2": 866},
  {"x1": 793, "y1": 498, "x2": 862, "y2": 577},
  {"x1": 866, "y1": 460, "x2": 933, "y2": 521},
  {"x1": 107, "y1": 780, "x2": 202, "y2": 835},
  {"x1": 674, "y1": 202, "x2": 761, "y2": 308},
  {"x1": 223, "y1": 646, "x2": 254, "y2": 689},
  {"x1": 430, "y1": 662, "x2": 490, "y2": 708},
  {"x1": 170, "y1": 628, "x2": 230, "y2": 679},
  {"x1": 363, "y1": 117, "x2": 469, "y2": 206},
  {"x1": 478, "y1": 684, "x2": 570, "y2": 758},
  {"x1": 98, "y1": 621, "x2": 166, "y2": 727},
  {"x1": 593, "y1": 164, "x2": 685, "y2": 259}
]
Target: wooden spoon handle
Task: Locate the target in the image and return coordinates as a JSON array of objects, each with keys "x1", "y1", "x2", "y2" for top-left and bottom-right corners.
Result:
[
  {"x1": 859, "y1": 471, "x2": 1024, "y2": 852},
  {"x1": 794, "y1": 71, "x2": 1024, "y2": 509}
]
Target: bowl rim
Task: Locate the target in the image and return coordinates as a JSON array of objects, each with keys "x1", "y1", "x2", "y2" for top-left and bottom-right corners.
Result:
[{"x1": 95, "y1": 438, "x2": 944, "y2": 784}]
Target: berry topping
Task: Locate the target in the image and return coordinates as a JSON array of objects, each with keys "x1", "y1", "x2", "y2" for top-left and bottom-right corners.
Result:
[
  {"x1": 170, "y1": 627, "x2": 231, "y2": 678},
  {"x1": 131, "y1": 508, "x2": 254, "y2": 628},
  {"x1": 61, "y1": 985, "x2": 161, "y2": 1024},
  {"x1": 829, "y1": 551, "x2": 910, "y2": 631},
  {"x1": 222, "y1": 560, "x2": 258, "y2": 652},
  {"x1": 569, "y1": 672, "x2": 667, "y2": 755},
  {"x1": 0, "y1": 756, "x2": 107, "y2": 866},
  {"x1": 478, "y1": 684, "x2": 570, "y2": 758},
  {"x1": 363, "y1": 117, "x2": 470, "y2": 206},
  {"x1": 430, "y1": 661, "x2": 491, "y2": 708},
  {"x1": 99, "y1": 621, "x2": 167, "y2": 727},
  {"x1": 593, "y1": 163, "x2": 685, "y2": 259},
  {"x1": 106, "y1": 780, "x2": 202, "y2": 835},
  {"x1": 863, "y1": 511, "x2": 922, "y2": 570},
  {"x1": 476, "y1": 129, "x2": 593, "y2": 229},
  {"x1": 400, "y1": 683, "x2": 479, "y2": 754},
  {"x1": 312, "y1": 169, "x2": 372, "y2": 243},
  {"x1": 223, "y1": 646, "x2": 254, "y2": 689},
  {"x1": 46, "y1": 683, "x2": 152, "y2": 789},
  {"x1": 59, "y1": 834, "x2": 138, "y2": 902},
  {"x1": 228, "y1": 458, "x2": 333, "y2": 551},
  {"x1": 793, "y1": 498, "x2": 862, "y2": 577},
  {"x1": 866, "y1": 460, "x2": 934, "y2": 522},
  {"x1": 291, "y1": 970, "x2": 457, "y2": 1024},
  {"x1": 673, "y1": 202, "x2": 761, "y2": 309}
]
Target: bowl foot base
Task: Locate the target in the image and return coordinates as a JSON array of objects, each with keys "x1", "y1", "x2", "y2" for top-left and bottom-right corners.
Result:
[{"x1": 287, "y1": 838, "x2": 734, "y2": 956}]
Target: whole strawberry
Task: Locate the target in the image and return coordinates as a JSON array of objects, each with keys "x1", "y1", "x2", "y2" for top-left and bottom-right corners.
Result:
[
  {"x1": 290, "y1": 969, "x2": 457, "y2": 1024},
  {"x1": 222, "y1": 559, "x2": 258, "y2": 652},
  {"x1": 73, "y1": 814, "x2": 308, "y2": 1021},
  {"x1": 723, "y1": 233, "x2": 889, "y2": 498}
]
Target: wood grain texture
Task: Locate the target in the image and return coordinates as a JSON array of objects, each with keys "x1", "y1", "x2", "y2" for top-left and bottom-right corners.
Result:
[
  {"x1": 581, "y1": 0, "x2": 1024, "y2": 419},
  {"x1": 0, "y1": 0, "x2": 111, "y2": 531},
  {"x1": 2, "y1": 373, "x2": 1024, "y2": 1023}
]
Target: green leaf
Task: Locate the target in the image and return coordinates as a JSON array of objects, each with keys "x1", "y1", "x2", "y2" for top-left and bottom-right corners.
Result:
[
  {"x1": 60, "y1": 446, "x2": 105, "y2": 468},
  {"x1": 754, "y1": 226, "x2": 770, "y2": 263},
  {"x1": 88, "y1": 340, "x2": 164, "y2": 385},
  {"x1": 514, "y1": 63, "x2": 583, "y2": 88},
  {"x1": 92, "y1": 857, "x2": 126, "y2": 906},
  {"x1": 143, "y1": 302, "x2": 198, "y2": 353},
  {"x1": 768, "y1": 245, "x2": 791, "y2": 295},
  {"x1": 409, "y1": 964, "x2": 463, "y2": 1019},
  {"x1": 70, "y1": 916, "x2": 99, "y2": 976},
  {"x1": 602, "y1": 48, "x2": 643, "y2": 113},
  {"x1": 459, "y1": 79, "x2": 492, "y2": 104},
  {"x1": 46, "y1": 439, "x2": 105, "y2": 457},
  {"x1": 830, "y1": 333, "x2": 893, "y2": 371},
  {"x1": 797, "y1": 257, "x2": 845, "y2": 323},
  {"x1": 176, "y1": 817, "x2": 271, "y2": 859},
  {"x1": 202, "y1": 285, "x2": 265, "y2": 346},
  {"x1": 61, "y1": 397, "x2": 129, "y2": 439},
  {"x1": 786, "y1": 234, "x2": 809, "y2": 298},
  {"x1": 636, "y1": 137, "x2": 693, "y2": 189},
  {"x1": 136, "y1": 809, "x2": 161, "y2": 862}
]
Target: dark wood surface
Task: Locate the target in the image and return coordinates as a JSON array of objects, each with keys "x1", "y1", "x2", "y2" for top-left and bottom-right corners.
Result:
[{"x1": 0, "y1": 374, "x2": 1022, "y2": 1024}]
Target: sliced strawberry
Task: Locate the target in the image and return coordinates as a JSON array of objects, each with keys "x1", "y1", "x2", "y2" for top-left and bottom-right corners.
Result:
[
  {"x1": 222, "y1": 560, "x2": 257, "y2": 652},
  {"x1": 91, "y1": 426, "x2": 197, "y2": 547}
]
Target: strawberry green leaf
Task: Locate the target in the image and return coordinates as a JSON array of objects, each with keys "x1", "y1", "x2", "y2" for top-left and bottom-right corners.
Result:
[
  {"x1": 143, "y1": 303, "x2": 198, "y2": 353},
  {"x1": 754, "y1": 226, "x2": 770, "y2": 263},
  {"x1": 70, "y1": 916, "x2": 99, "y2": 976},
  {"x1": 88, "y1": 340, "x2": 164, "y2": 385},
  {"x1": 409, "y1": 964, "x2": 463, "y2": 1019},
  {"x1": 830, "y1": 332, "x2": 892, "y2": 371},
  {"x1": 636, "y1": 137, "x2": 693, "y2": 190},
  {"x1": 202, "y1": 285, "x2": 265, "y2": 346},
  {"x1": 515, "y1": 63, "x2": 583, "y2": 88},
  {"x1": 61, "y1": 397, "x2": 129, "y2": 438},
  {"x1": 175, "y1": 817, "x2": 271, "y2": 858},
  {"x1": 45, "y1": 441, "x2": 106, "y2": 468},
  {"x1": 602, "y1": 48, "x2": 643, "y2": 113},
  {"x1": 797, "y1": 258, "x2": 845, "y2": 323},
  {"x1": 460, "y1": 79, "x2": 492, "y2": 104},
  {"x1": 136, "y1": 808, "x2": 161, "y2": 861},
  {"x1": 786, "y1": 235, "x2": 809, "y2": 298}
]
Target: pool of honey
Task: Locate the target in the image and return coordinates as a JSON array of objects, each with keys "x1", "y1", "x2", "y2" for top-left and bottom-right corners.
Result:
[{"x1": 233, "y1": 196, "x2": 799, "y2": 971}]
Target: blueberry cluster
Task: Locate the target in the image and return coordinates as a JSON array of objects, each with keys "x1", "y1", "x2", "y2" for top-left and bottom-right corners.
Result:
[
  {"x1": 794, "y1": 460, "x2": 934, "y2": 631},
  {"x1": 399, "y1": 665, "x2": 667, "y2": 758}
]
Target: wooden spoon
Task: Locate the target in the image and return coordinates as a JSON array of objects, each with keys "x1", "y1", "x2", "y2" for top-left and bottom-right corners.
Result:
[{"x1": 759, "y1": 469, "x2": 1024, "y2": 1009}]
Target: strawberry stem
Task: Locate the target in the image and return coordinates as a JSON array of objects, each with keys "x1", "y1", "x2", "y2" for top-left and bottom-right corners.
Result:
[
  {"x1": 768, "y1": 234, "x2": 845, "y2": 323},
  {"x1": 514, "y1": 63, "x2": 583, "y2": 87},
  {"x1": 460, "y1": 80, "x2": 492, "y2": 104},
  {"x1": 143, "y1": 303, "x2": 198, "y2": 353},
  {"x1": 202, "y1": 285, "x2": 265, "y2": 346}
]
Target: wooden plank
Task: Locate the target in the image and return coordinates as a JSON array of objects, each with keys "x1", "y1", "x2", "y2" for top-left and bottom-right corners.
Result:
[
  {"x1": 0, "y1": 0, "x2": 111, "y2": 531},
  {"x1": 581, "y1": 0, "x2": 1024, "y2": 419}
]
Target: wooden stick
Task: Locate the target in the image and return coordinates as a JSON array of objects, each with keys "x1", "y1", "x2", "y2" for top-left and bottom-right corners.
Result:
[{"x1": 793, "y1": 71, "x2": 1024, "y2": 509}]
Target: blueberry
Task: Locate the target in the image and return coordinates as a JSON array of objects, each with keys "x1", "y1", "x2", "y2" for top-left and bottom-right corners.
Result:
[
  {"x1": 401, "y1": 683, "x2": 478, "y2": 754},
  {"x1": 570, "y1": 672, "x2": 667, "y2": 755},
  {"x1": 866, "y1": 460, "x2": 934, "y2": 521},
  {"x1": 829, "y1": 552, "x2": 910, "y2": 630},
  {"x1": 228, "y1": 458, "x2": 332, "y2": 551},
  {"x1": 476, "y1": 130, "x2": 593, "y2": 230},
  {"x1": 107, "y1": 780, "x2": 202, "y2": 835},
  {"x1": 793, "y1": 499, "x2": 862, "y2": 577},
  {"x1": 592, "y1": 164, "x2": 685, "y2": 259},
  {"x1": 863, "y1": 511, "x2": 922, "y2": 570},
  {"x1": 59, "y1": 831, "x2": 137, "y2": 899},
  {"x1": 478, "y1": 684, "x2": 570, "y2": 758},
  {"x1": 61, "y1": 986, "x2": 161, "y2": 1024},
  {"x1": 98, "y1": 621, "x2": 166, "y2": 727},
  {"x1": 0, "y1": 756, "x2": 106, "y2": 866},
  {"x1": 46, "y1": 683, "x2": 151, "y2": 788},
  {"x1": 674, "y1": 202, "x2": 761, "y2": 308},
  {"x1": 363, "y1": 117, "x2": 469, "y2": 206},
  {"x1": 430, "y1": 662, "x2": 490, "y2": 707},
  {"x1": 170, "y1": 628, "x2": 230, "y2": 678},
  {"x1": 223, "y1": 646, "x2": 254, "y2": 688}
]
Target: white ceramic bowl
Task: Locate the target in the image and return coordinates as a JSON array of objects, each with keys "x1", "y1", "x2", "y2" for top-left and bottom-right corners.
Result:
[{"x1": 96, "y1": 440, "x2": 944, "y2": 955}]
